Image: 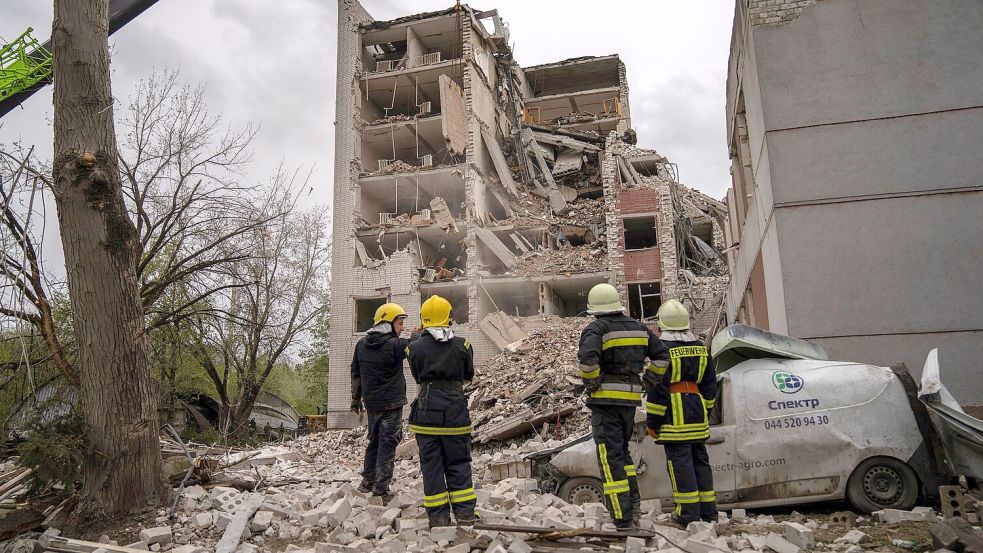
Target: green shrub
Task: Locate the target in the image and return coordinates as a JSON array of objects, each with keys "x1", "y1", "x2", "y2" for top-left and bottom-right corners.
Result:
[{"x1": 17, "y1": 409, "x2": 84, "y2": 492}]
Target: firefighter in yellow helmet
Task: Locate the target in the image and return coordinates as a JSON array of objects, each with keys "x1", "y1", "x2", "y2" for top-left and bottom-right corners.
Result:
[
  {"x1": 577, "y1": 283, "x2": 669, "y2": 530},
  {"x1": 405, "y1": 295, "x2": 476, "y2": 527},
  {"x1": 645, "y1": 299, "x2": 718, "y2": 525},
  {"x1": 351, "y1": 302, "x2": 409, "y2": 501}
]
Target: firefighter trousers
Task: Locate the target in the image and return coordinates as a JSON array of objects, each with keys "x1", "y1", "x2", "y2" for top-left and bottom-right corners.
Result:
[
  {"x1": 360, "y1": 408, "x2": 403, "y2": 495},
  {"x1": 416, "y1": 433, "x2": 476, "y2": 526},
  {"x1": 590, "y1": 404, "x2": 640, "y2": 526},
  {"x1": 664, "y1": 441, "x2": 716, "y2": 523}
]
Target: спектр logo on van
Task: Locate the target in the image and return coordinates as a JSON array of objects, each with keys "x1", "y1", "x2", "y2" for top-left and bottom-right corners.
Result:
[{"x1": 772, "y1": 371, "x2": 803, "y2": 394}]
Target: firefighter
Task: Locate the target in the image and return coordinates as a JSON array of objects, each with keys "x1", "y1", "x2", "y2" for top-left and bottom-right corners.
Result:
[
  {"x1": 406, "y1": 295, "x2": 476, "y2": 528},
  {"x1": 645, "y1": 299, "x2": 718, "y2": 526},
  {"x1": 350, "y1": 303, "x2": 410, "y2": 502},
  {"x1": 578, "y1": 283, "x2": 669, "y2": 530}
]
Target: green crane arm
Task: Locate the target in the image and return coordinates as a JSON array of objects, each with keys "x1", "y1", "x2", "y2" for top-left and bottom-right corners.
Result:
[{"x1": 0, "y1": 0, "x2": 161, "y2": 118}]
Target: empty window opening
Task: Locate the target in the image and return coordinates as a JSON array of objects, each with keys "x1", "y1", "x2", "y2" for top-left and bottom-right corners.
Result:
[
  {"x1": 624, "y1": 217, "x2": 657, "y2": 250},
  {"x1": 628, "y1": 282, "x2": 661, "y2": 322},
  {"x1": 355, "y1": 297, "x2": 388, "y2": 333}
]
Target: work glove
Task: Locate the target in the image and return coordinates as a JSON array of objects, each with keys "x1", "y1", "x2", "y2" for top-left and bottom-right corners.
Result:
[
  {"x1": 646, "y1": 427, "x2": 659, "y2": 440},
  {"x1": 350, "y1": 399, "x2": 363, "y2": 414},
  {"x1": 583, "y1": 379, "x2": 601, "y2": 393}
]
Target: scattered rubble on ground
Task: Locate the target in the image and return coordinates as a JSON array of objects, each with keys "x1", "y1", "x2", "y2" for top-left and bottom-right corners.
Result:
[{"x1": 0, "y1": 429, "x2": 981, "y2": 553}]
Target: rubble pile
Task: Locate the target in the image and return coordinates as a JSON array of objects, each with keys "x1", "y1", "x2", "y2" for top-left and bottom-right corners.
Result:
[
  {"x1": 368, "y1": 114, "x2": 414, "y2": 126},
  {"x1": 468, "y1": 316, "x2": 593, "y2": 442},
  {"x1": 511, "y1": 243, "x2": 606, "y2": 276},
  {"x1": 0, "y1": 422, "x2": 983, "y2": 553},
  {"x1": 364, "y1": 159, "x2": 421, "y2": 176},
  {"x1": 1, "y1": 431, "x2": 967, "y2": 553}
]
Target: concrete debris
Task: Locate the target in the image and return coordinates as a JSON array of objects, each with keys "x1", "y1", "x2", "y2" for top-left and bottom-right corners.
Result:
[
  {"x1": 931, "y1": 517, "x2": 983, "y2": 553},
  {"x1": 765, "y1": 531, "x2": 802, "y2": 553},
  {"x1": 469, "y1": 316, "x2": 593, "y2": 442},
  {"x1": 1, "y1": 430, "x2": 959, "y2": 553},
  {"x1": 428, "y1": 197, "x2": 458, "y2": 233},
  {"x1": 781, "y1": 521, "x2": 815, "y2": 549}
]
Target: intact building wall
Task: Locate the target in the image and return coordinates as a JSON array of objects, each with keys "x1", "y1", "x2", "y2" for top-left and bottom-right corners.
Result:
[{"x1": 723, "y1": 0, "x2": 983, "y2": 407}]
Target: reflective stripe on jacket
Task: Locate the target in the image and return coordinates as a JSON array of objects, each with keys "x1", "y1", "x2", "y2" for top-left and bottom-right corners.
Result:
[
  {"x1": 645, "y1": 338, "x2": 717, "y2": 442},
  {"x1": 577, "y1": 313, "x2": 669, "y2": 407}
]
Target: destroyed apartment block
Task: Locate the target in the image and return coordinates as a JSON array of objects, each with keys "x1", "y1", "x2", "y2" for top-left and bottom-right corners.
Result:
[{"x1": 328, "y1": 2, "x2": 732, "y2": 427}]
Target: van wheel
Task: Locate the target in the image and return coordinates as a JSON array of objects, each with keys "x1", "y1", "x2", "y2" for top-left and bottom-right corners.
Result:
[
  {"x1": 558, "y1": 477, "x2": 604, "y2": 505},
  {"x1": 846, "y1": 457, "x2": 919, "y2": 513}
]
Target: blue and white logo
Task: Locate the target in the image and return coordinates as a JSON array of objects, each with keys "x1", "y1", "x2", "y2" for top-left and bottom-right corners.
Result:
[{"x1": 772, "y1": 371, "x2": 803, "y2": 394}]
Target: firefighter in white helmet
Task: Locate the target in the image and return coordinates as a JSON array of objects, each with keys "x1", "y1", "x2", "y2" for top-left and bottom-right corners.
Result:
[
  {"x1": 577, "y1": 283, "x2": 669, "y2": 530},
  {"x1": 645, "y1": 299, "x2": 718, "y2": 525}
]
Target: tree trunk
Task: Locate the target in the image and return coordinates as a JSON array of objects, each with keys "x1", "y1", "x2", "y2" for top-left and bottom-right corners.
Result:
[{"x1": 51, "y1": 0, "x2": 166, "y2": 518}]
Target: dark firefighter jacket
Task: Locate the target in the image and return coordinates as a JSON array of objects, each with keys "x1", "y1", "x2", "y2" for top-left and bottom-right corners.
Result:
[
  {"x1": 577, "y1": 313, "x2": 669, "y2": 407},
  {"x1": 645, "y1": 337, "x2": 718, "y2": 442},
  {"x1": 350, "y1": 330, "x2": 409, "y2": 412},
  {"x1": 406, "y1": 333, "x2": 474, "y2": 435}
]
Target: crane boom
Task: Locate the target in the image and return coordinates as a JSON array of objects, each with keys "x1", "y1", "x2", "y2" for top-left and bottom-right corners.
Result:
[{"x1": 0, "y1": 0, "x2": 160, "y2": 118}]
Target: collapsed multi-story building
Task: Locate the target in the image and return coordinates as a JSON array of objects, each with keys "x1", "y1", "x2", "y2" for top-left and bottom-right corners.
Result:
[{"x1": 327, "y1": 2, "x2": 729, "y2": 427}]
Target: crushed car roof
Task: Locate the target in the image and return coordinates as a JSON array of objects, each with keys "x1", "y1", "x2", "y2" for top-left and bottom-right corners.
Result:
[{"x1": 710, "y1": 324, "x2": 829, "y2": 372}]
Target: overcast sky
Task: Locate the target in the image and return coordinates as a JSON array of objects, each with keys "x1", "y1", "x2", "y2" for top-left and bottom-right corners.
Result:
[{"x1": 0, "y1": 0, "x2": 733, "y2": 213}]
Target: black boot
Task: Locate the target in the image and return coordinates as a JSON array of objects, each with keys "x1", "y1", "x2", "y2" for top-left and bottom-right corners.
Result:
[
  {"x1": 670, "y1": 514, "x2": 696, "y2": 527},
  {"x1": 356, "y1": 481, "x2": 372, "y2": 494},
  {"x1": 615, "y1": 519, "x2": 635, "y2": 532},
  {"x1": 429, "y1": 513, "x2": 453, "y2": 528},
  {"x1": 372, "y1": 490, "x2": 394, "y2": 504}
]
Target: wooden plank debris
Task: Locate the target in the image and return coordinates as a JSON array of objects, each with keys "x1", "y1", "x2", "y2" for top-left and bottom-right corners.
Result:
[
  {"x1": 473, "y1": 522, "x2": 655, "y2": 540},
  {"x1": 47, "y1": 537, "x2": 161, "y2": 553}
]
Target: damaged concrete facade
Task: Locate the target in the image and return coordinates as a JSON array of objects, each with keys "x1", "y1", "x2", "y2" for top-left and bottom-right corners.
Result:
[
  {"x1": 328, "y1": 2, "x2": 729, "y2": 426},
  {"x1": 722, "y1": 0, "x2": 983, "y2": 408}
]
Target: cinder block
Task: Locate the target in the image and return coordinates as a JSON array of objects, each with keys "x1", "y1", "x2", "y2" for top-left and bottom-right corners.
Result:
[{"x1": 137, "y1": 527, "x2": 172, "y2": 546}]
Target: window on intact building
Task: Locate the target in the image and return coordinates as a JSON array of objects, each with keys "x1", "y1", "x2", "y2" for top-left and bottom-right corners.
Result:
[
  {"x1": 623, "y1": 216, "x2": 657, "y2": 250},
  {"x1": 628, "y1": 282, "x2": 661, "y2": 322},
  {"x1": 355, "y1": 297, "x2": 388, "y2": 333}
]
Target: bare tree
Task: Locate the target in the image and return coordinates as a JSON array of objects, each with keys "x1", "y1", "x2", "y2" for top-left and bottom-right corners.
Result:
[
  {"x1": 188, "y1": 175, "x2": 329, "y2": 436},
  {"x1": 50, "y1": 0, "x2": 165, "y2": 517},
  {"x1": 117, "y1": 71, "x2": 275, "y2": 331},
  {"x1": 1, "y1": 71, "x2": 278, "y2": 394},
  {"x1": 0, "y1": 149, "x2": 78, "y2": 386}
]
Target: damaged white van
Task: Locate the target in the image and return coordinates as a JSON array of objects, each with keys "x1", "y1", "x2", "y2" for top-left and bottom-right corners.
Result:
[{"x1": 527, "y1": 325, "x2": 944, "y2": 513}]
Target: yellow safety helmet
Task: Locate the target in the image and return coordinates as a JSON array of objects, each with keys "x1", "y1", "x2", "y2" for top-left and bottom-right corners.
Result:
[
  {"x1": 657, "y1": 299, "x2": 690, "y2": 331},
  {"x1": 373, "y1": 302, "x2": 408, "y2": 325},
  {"x1": 420, "y1": 295, "x2": 452, "y2": 328},
  {"x1": 587, "y1": 283, "x2": 623, "y2": 314}
]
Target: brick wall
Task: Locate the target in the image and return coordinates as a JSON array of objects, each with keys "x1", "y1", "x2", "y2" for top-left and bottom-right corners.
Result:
[
  {"x1": 618, "y1": 188, "x2": 660, "y2": 215},
  {"x1": 747, "y1": 0, "x2": 818, "y2": 27},
  {"x1": 623, "y1": 248, "x2": 662, "y2": 282}
]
